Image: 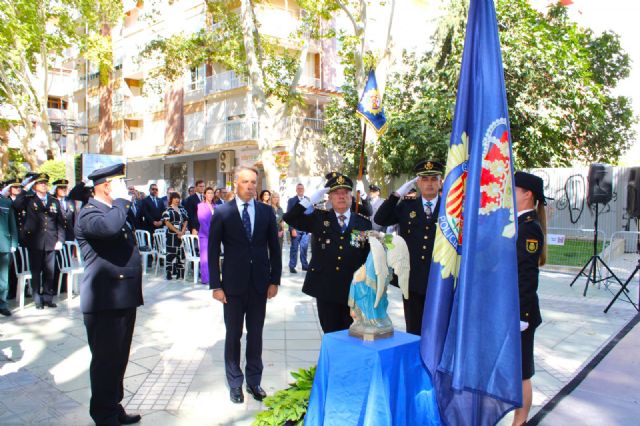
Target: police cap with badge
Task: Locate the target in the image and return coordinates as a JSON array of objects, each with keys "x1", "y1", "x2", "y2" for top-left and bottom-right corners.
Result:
[
  {"x1": 88, "y1": 163, "x2": 127, "y2": 185},
  {"x1": 514, "y1": 171, "x2": 550, "y2": 205},
  {"x1": 414, "y1": 160, "x2": 444, "y2": 177},
  {"x1": 4, "y1": 177, "x2": 22, "y2": 188},
  {"x1": 324, "y1": 172, "x2": 353, "y2": 192}
]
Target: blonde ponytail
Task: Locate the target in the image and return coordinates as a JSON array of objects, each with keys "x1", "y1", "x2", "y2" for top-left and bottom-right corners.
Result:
[{"x1": 536, "y1": 202, "x2": 547, "y2": 266}]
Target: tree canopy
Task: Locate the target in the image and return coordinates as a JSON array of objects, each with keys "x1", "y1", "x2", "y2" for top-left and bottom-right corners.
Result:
[{"x1": 324, "y1": 0, "x2": 637, "y2": 177}]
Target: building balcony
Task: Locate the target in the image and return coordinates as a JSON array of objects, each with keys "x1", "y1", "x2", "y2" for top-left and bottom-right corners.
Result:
[
  {"x1": 298, "y1": 75, "x2": 321, "y2": 89},
  {"x1": 206, "y1": 71, "x2": 247, "y2": 95},
  {"x1": 113, "y1": 97, "x2": 148, "y2": 120},
  {"x1": 205, "y1": 119, "x2": 259, "y2": 145}
]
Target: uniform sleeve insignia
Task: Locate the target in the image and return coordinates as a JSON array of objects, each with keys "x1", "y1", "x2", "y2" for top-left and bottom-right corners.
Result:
[
  {"x1": 323, "y1": 220, "x2": 330, "y2": 227},
  {"x1": 409, "y1": 211, "x2": 417, "y2": 218},
  {"x1": 526, "y1": 239, "x2": 539, "y2": 253}
]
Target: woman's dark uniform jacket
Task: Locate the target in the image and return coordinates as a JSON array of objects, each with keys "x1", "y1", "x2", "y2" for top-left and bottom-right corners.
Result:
[
  {"x1": 517, "y1": 210, "x2": 543, "y2": 329},
  {"x1": 517, "y1": 209, "x2": 543, "y2": 380},
  {"x1": 283, "y1": 203, "x2": 371, "y2": 304},
  {"x1": 74, "y1": 198, "x2": 143, "y2": 313}
]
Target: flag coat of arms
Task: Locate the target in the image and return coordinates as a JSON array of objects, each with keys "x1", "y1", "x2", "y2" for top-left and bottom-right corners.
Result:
[
  {"x1": 420, "y1": 0, "x2": 522, "y2": 424},
  {"x1": 356, "y1": 69, "x2": 388, "y2": 135}
]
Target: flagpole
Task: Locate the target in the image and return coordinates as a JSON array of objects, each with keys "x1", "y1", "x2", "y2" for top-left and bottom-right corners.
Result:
[{"x1": 355, "y1": 123, "x2": 367, "y2": 214}]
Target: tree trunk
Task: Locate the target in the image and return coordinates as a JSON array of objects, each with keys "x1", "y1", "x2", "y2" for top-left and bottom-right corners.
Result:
[{"x1": 239, "y1": 0, "x2": 280, "y2": 190}]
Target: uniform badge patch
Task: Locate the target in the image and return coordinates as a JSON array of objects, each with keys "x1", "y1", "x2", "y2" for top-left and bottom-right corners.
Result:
[
  {"x1": 409, "y1": 211, "x2": 417, "y2": 218},
  {"x1": 526, "y1": 239, "x2": 539, "y2": 253},
  {"x1": 323, "y1": 220, "x2": 330, "y2": 227}
]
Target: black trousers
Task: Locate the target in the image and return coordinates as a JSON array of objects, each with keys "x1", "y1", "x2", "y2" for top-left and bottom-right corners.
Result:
[
  {"x1": 316, "y1": 299, "x2": 352, "y2": 333},
  {"x1": 30, "y1": 249, "x2": 56, "y2": 304},
  {"x1": 223, "y1": 285, "x2": 267, "y2": 388},
  {"x1": 403, "y1": 291, "x2": 426, "y2": 335},
  {"x1": 84, "y1": 308, "x2": 137, "y2": 426}
]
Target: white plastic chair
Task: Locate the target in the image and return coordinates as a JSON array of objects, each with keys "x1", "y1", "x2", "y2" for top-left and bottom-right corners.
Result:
[
  {"x1": 135, "y1": 229, "x2": 156, "y2": 275},
  {"x1": 153, "y1": 230, "x2": 168, "y2": 276},
  {"x1": 11, "y1": 246, "x2": 32, "y2": 310},
  {"x1": 56, "y1": 242, "x2": 84, "y2": 300},
  {"x1": 181, "y1": 235, "x2": 200, "y2": 284}
]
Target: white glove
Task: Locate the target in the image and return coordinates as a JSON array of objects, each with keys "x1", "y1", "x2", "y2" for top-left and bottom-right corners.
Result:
[
  {"x1": 1, "y1": 186, "x2": 9, "y2": 197},
  {"x1": 356, "y1": 180, "x2": 366, "y2": 199},
  {"x1": 10, "y1": 247, "x2": 16, "y2": 253},
  {"x1": 24, "y1": 180, "x2": 36, "y2": 192},
  {"x1": 110, "y1": 178, "x2": 130, "y2": 200},
  {"x1": 395, "y1": 177, "x2": 418, "y2": 197},
  {"x1": 520, "y1": 321, "x2": 529, "y2": 332},
  {"x1": 309, "y1": 187, "x2": 330, "y2": 205},
  {"x1": 54, "y1": 241, "x2": 63, "y2": 251}
]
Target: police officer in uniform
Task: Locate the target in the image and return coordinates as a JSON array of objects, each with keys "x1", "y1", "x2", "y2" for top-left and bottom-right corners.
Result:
[
  {"x1": 513, "y1": 171, "x2": 546, "y2": 426},
  {"x1": 75, "y1": 163, "x2": 143, "y2": 426},
  {"x1": 374, "y1": 159, "x2": 444, "y2": 335},
  {"x1": 1, "y1": 178, "x2": 23, "y2": 301},
  {"x1": 0, "y1": 187, "x2": 19, "y2": 316},
  {"x1": 284, "y1": 172, "x2": 372, "y2": 333},
  {"x1": 13, "y1": 173, "x2": 65, "y2": 309},
  {"x1": 51, "y1": 179, "x2": 75, "y2": 241}
]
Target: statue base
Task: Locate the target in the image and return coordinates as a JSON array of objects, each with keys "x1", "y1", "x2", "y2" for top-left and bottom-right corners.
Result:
[{"x1": 349, "y1": 328, "x2": 394, "y2": 341}]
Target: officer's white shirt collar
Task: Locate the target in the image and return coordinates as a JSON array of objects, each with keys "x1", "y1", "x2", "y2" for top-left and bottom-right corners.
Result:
[
  {"x1": 93, "y1": 195, "x2": 113, "y2": 208},
  {"x1": 421, "y1": 195, "x2": 439, "y2": 207},
  {"x1": 517, "y1": 208, "x2": 534, "y2": 218},
  {"x1": 235, "y1": 196, "x2": 255, "y2": 233},
  {"x1": 334, "y1": 209, "x2": 351, "y2": 224}
]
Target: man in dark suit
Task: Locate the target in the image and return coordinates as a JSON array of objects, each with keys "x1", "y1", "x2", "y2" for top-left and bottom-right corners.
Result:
[
  {"x1": 127, "y1": 186, "x2": 143, "y2": 230},
  {"x1": 208, "y1": 166, "x2": 281, "y2": 404},
  {"x1": 13, "y1": 173, "x2": 66, "y2": 309},
  {"x1": 75, "y1": 163, "x2": 143, "y2": 426},
  {"x1": 140, "y1": 183, "x2": 164, "y2": 234},
  {"x1": 374, "y1": 159, "x2": 443, "y2": 335},
  {"x1": 283, "y1": 173, "x2": 371, "y2": 333},
  {"x1": 286, "y1": 183, "x2": 310, "y2": 273},
  {"x1": 184, "y1": 180, "x2": 205, "y2": 234}
]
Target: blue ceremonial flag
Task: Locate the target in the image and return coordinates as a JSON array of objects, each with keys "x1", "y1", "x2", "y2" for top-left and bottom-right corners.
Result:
[
  {"x1": 420, "y1": 0, "x2": 522, "y2": 424},
  {"x1": 356, "y1": 69, "x2": 388, "y2": 135}
]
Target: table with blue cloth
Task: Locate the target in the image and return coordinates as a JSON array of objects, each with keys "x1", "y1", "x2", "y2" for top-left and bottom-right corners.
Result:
[{"x1": 305, "y1": 330, "x2": 441, "y2": 426}]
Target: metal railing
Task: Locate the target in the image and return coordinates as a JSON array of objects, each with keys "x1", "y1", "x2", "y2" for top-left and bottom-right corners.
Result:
[
  {"x1": 206, "y1": 71, "x2": 247, "y2": 94},
  {"x1": 205, "y1": 119, "x2": 259, "y2": 144}
]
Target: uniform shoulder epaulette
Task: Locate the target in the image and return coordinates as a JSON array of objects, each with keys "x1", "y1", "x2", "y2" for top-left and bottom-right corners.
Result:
[
  {"x1": 524, "y1": 216, "x2": 534, "y2": 222},
  {"x1": 356, "y1": 212, "x2": 370, "y2": 219},
  {"x1": 83, "y1": 204, "x2": 96, "y2": 209},
  {"x1": 403, "y1": 195, "x2": 417, "y2": 201}
]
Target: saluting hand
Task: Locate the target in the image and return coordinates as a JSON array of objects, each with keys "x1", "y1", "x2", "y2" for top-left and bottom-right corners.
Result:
[
  {"x1": 308, "y1": 187, "x2": 329, "y2": 205},
  {"x1": 212, "y1": 288, "x2": 227, "y2": 304},
  {"x1": 395, "y1": 177, "x2": 418, "y2": 197},
  {"x1": 267, "y1": 284, "x2": 278, "y2": 299}
]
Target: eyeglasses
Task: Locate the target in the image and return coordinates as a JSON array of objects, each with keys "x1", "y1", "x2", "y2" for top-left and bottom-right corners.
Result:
[{"x1": 150, "y1": 188, "x2": 158, "y2": 191}]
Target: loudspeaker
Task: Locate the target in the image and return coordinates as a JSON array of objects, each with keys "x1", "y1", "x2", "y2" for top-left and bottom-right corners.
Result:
[
  {"x1": 627, "y1": 167, "x2": 640, "y2": 218},
  {"x1": 587, "y1": 163, "x2": 613, "y2": 206},
  {"x1": 219, "y1": 150, "x2": 235, "y2": 173}
]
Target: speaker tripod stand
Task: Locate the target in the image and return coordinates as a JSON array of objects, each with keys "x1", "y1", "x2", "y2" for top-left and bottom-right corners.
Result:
[
  {"x1": 569, "y1": 203, "x2": 624, "y2": 296},
  {"x1": 604, "y1": 235, "x2": 640, "y2": 313}
]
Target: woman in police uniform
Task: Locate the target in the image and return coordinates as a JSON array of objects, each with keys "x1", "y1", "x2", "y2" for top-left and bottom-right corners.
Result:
[
  {"x1": 162, "y1": 192, "x2": 189, "y2": 280},
  {"x1": 513, "y1": 171, "x2": 547, "y2": 426}
]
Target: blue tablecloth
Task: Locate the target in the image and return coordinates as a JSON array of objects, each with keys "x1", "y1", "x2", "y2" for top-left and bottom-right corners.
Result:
[{"x1": 305, "y1": 330, "x2": 441, "y2": 426}]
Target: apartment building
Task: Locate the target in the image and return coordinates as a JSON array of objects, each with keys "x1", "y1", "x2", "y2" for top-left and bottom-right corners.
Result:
[{"x1": 48, "y1": 0, "x2": 339, "y2": 195}]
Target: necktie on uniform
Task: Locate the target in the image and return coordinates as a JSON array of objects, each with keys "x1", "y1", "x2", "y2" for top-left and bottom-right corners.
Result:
[
  {"x1": 424, "y1": 200, "x2": 433, "y2": 217},
  {"x1": 152, "y1": 197, "x2": 157, "y2": 208},
  {"x1": 338, "y1": 214, "x2": 347, "y2": 233},
  {"x1": 242, "y1": 202, "x2": 252, "y2": 240}
]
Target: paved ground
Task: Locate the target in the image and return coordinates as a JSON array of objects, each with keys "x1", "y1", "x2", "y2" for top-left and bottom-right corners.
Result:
[{"x1": 1, "y1": 247, "x2": 638, "y2": 425}]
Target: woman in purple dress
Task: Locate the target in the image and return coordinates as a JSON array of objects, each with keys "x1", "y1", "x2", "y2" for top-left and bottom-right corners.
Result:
[{"x1": 197, "y1": 187, "x2": 216, "y2": 285}]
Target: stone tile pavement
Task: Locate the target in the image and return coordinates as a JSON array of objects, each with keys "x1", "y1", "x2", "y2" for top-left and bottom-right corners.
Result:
[{"x1": 1, "y1": 251, "x2": 638, "y2": 425}]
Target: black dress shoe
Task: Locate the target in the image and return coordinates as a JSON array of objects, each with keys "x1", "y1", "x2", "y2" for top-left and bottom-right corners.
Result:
[
  {"x1": 36, "y1": 304, "x2": 44, "y2": 310},
  {"x1": 166, "y1": 272, "x2": 173, "y2": 280},
  {"x1": 301, "y1": 266, "x2": 308, "y2": 271},
  {"x1": 230, "y1": 386, "x2": 244, "y2": 404},
  {"x1": 246, "y1": 384, "x2": 267, "y2": 401},
  {"x1": 118, "y1": 412, "x2": 141, "y2": 424},
  {"x1": 289, "y1": 267, "x2": 297, "y2": 273},
  {"x1": 45, "y1": 302, "x2": 57, "y2": 308},
  {"x1": 0, "y1": 308, "x2": 12, "y2": 317}
]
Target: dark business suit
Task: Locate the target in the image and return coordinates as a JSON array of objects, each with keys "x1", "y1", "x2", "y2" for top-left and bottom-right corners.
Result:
[
  {"x1": 13, "y1": 191, "x2": 65, "y2": 305},
  {"x1": 183, "y1": 192, "x2": 202, "y2": 232},
  {"x1": 283, "y1": 204, "x2": 371, "y2": 332},
  {"x1": 75, "y1": 197, "x2": 143, "y2": 425},
  {"x1": 374, "y1": 194, "x2": 440, "y2": 335},
  {"x1": 140, "y1": 195, "x2": 164, "y2": 233},
  {"x1": 208, "y1": 198, "x2": 281, "y2": 388}
]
